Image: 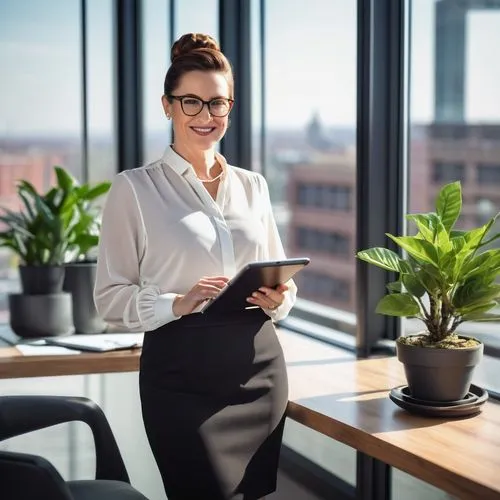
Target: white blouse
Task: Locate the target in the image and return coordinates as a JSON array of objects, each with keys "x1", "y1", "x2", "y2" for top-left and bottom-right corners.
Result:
[{"x1": 94, "y1": 146, "x2": 297, "y2": 332}]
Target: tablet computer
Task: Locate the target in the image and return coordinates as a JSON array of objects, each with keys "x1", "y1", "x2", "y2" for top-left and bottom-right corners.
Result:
[{"x1": 200, "y1": 257, "x2": 310, "y2": 314}]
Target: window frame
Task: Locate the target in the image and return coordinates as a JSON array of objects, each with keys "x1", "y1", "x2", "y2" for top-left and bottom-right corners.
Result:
[{"x1": 114, "y1": 0, "x2": 144, "y2": 173}]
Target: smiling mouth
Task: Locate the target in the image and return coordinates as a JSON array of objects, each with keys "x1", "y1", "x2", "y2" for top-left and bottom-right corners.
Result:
[{"x1": 190, "y1": 126, "x2": 216, "y2": 136}]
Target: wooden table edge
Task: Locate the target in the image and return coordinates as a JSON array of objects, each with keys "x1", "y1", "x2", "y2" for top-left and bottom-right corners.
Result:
[
  {"x1": 0, "y1": 347, "x2": 141, "y2": 379},
  {"x1": 286, "y1": 400, "x2": 499, "y2": 500}
]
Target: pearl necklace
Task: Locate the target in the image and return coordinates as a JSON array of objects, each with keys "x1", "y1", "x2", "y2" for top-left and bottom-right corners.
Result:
[{"x1": 196, "y1": 170, "x2": 224, "y2": 183}]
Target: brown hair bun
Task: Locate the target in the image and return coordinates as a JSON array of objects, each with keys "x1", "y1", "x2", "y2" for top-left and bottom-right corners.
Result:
[
  {"x1": 164, "y1": 33, "x2": 234, "y2": 98},
  {"x1": 171, "y1": 33, "x2": 220, "y2": 62}
]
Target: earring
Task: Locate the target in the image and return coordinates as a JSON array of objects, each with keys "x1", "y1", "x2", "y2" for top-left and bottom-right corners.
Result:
[{"x1": 166, "y1": 114, "x2": 171, "y2": 120}]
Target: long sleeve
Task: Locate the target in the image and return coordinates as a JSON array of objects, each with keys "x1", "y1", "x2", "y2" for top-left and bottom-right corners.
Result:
[
  {"x1": 94, "y1": 173, "x2": 180, "y2": 331},
  {"x1": 258, "y1": 175, "x2": 298, "y2": 321}
]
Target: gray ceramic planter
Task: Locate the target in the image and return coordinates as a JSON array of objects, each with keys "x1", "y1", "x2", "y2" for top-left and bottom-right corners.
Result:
[
  {"x1": 19, "y1": 265, "x2": 65, "y2": 295},
  {"x1": 396, "y1": 335, "x2": 484, "y2": 402},
  {"x1": 9, "y1": 292, "x2": 74, "y2": 338},
  {"x1": 63, "y1": 261, "x2": 107, "y2": 334}
]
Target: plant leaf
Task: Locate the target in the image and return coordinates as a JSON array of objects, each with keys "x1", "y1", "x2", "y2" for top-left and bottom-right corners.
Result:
[
  {"x1": 405, "y1": 213, "x2": 439, "y2": 242},
  {"x1": 402, "y1": 274, "x2": 426, "y2": 298},
  {"x1": 375, "y1": 293, "x2": 421, "y2": 317},
  {"x1": 461, "y1": 312, "x2": 500, "y2": 322},
  {"x1": 55, "y1": 166, "x2": 78, "y2": 194},
  {"x1": 436, "y1": 181, "x2": 461, "y2": 233},
  {"x1": 462, "y1": 249, "x2": 500, "y2": 278},
  {"x1": 435, "y1": 220, "x2": 453, "y2": 254},
  {"x1": 418, "y1": 265, "x2": 441, "y2": 293},
  {"x1": 83, "y1": 182, "x2": 111, "y2": 200},
  {"x1": 386, "y1": 234, "x2": 439, "y2": 267},
  {"x1": 454, "y1": 281, "x2": 500, "y2": 310},
  {"x1": 459, "y1": 301, "x2": 497, "y2": 317},
  {"x1": 386, "y1": 281, "x2": 402, "y2": 293},
  {"x1": 356, "y1": 248, "x2": 404, "y2": 272}
]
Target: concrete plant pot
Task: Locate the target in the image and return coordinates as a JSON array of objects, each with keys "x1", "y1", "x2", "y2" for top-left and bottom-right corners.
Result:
[
  {"x1": 19, "y1": 265, "x2": 66, "y2": 295},
  {"x1": 63, "y1": 261, "x2": 107, "y2": 334},
  {"x1": 396, "y1": 335, "x2": 484, "y2": 402},
  {"x1": 9, "y1": 292, "x2": 74, "y2": 338}
]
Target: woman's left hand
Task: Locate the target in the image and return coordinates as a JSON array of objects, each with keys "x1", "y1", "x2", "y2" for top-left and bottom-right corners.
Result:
[{"x1": 246, "y1": 283, "x2": 288, "y2": 311}]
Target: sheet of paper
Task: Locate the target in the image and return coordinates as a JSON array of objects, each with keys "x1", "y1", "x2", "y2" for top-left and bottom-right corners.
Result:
[
  {"x1": 16, "y1": 344, "x2": 82, "y2": 356},
  {"x1": 48, "y1": 333, "x2": 144, "y2": 350},
  {"x1": 101, "y1": 333, "x2": 144, "y2": 345}
]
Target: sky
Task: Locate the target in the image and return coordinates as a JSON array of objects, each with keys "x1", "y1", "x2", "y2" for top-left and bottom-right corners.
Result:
[{"x1": 0, "y1": 0, "x2": 500, "y2": 136}]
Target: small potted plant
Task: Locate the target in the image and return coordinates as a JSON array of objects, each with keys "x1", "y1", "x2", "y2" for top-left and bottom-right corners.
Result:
[
  {"x1": 357, "y1": 181, "x2": 500, "y2": 402},
  {"x1": 0, "y1": 167, "x2": 76, "y2": 337},
  {"x1": 0, "y1": 166, "x2": 110, "y2": 338}
]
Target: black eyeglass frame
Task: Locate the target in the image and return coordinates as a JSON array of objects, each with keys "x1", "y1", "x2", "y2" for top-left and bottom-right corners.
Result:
[{"x1": 167, "y1": 94, "x2": 235, "y2": 117}]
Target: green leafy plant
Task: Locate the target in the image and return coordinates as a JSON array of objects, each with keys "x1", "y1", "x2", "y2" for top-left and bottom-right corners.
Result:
[
  {"x1": 0, "y1": 166, "x2": 111, "y2": 266},
  {"x1": 356, "y1": 181, "x2": 500, "y2": 347}
]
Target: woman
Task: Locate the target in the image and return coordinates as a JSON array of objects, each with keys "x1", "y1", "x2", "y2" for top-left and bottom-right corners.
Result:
[{"x1": 94, "y1": 33, "x2": 297, "y2": 500}]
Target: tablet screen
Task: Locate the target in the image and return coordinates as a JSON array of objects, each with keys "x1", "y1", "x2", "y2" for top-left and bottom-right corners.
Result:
[{"x1": 200, "y1": 257, "x2": 309, "y2": 314}]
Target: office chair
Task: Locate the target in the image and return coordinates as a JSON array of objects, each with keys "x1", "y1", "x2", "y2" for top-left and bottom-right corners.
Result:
[{"x1": 0, "y1": 395, "x2": 149, "y2": 500}]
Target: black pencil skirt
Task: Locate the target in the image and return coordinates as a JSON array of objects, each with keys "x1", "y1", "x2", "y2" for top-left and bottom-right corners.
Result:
[{"x1": 139, "y1": 308, "x2": 288, "y2": 500}]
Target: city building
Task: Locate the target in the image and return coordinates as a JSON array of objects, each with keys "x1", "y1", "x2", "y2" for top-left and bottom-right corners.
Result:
[
  {"x1": 0, "y1": 150, "x2": 58, "y2": 227},
  {"x1": 287, "y1": 149, "x2": 356, "y2": 311}
]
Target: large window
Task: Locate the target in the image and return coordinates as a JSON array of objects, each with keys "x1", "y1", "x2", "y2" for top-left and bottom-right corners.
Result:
[
  {"x1": 408, "y1": 0, "x2": 500, "y2": 395},
  {"x1": 265, "y1": 0, "x2": 357, "y2": 320},
  {"x1": 0, "y1": 0, "x2": 117, "y2": 324},
  {"x1": 174, "y1": 0, "x2": 218, "y2": 40},
  {"x1": 142, "y1": 0, "x2": 171, "y2": 164},
  {"x1": 86, "y1": 0, "x2": 116, "y2": 183},
  {"x1": 0, "y1": 0, "x2": 84, "y2": 322},
  {"x1": 264, "y1": 0, "x2": 358, "y2": 488}
]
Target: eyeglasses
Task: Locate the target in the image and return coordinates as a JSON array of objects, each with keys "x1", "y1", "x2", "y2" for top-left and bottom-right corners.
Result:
[{"x1": 168, "y1": 94, "x2": 234, "y2": 117}]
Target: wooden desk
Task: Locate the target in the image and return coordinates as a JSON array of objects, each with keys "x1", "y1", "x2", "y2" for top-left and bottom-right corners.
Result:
[
  {"x1": 281, "y1": 333, "x2": 500, "y2": 500},
  {"x1": 0, "y1": 333, "x2": 499, "y2": 499},
  {"x1": 0, "y1": 346, "x2": 140, "y2": 379}
]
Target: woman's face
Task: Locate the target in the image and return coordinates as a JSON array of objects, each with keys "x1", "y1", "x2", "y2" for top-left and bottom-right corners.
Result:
[{"x1": 162, "y1": 70, "x2": 232, "y2": 152}]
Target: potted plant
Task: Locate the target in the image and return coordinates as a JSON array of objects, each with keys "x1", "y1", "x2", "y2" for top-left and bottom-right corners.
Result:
[
  {"x1": 0, "y1": 166, "x2": 110, "y2": 338},
  {"x1": 0, "y1": 167, "x2": 76, "y2": 337},
  {"x1": 356, "y1": 181, "x2": 500, "y2": 402}
]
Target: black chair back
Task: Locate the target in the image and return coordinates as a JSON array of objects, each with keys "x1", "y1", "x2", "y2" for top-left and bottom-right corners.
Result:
[{"x1": 0, "y1": 450, "x2": 73, "y2": 500}]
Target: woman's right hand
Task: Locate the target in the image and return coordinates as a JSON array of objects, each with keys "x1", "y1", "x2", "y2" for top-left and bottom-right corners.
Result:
[{"x1": 172, "y1": 276, "x2": 229, "y2": 316}]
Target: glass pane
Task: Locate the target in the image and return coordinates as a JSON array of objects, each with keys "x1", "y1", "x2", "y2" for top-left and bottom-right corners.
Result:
[
  {"x1": 264, "y1": 0, "x2": 357, "y2": 486},
  {"x1": 0, "y1": 0, "x2": 82, "y2": 323},
  {"x1": 265, "y1": 0, "x2": 357, "y2": 317},
  {"x1": 393, "y1": 468, "x2": 456, "y2": 500},
  {"x1": 142, "y1": 0, "x2": 171, "y2": 165},
  {"x1": 174, "y1": 0, "x2": 218, "y2": 40},
  {"x1": 284, "y1": 419, "x2": 356, "y2": 487},
  {"x1": 86, "y1": 0, "x2": 116, "y2": 182},
  {"x1": 408, "y1": 0, "x2": 500, "y2": 396}
]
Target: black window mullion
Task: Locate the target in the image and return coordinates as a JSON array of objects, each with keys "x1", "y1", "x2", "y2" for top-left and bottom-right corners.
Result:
[
  {"x1": 80, "y1": 0, "x2": 89, "y2": 183},
  {"x1": 355, "y1": 0, "x2": 410, "y2": 497},
  {"x1": 219, "y1": 0, "x2": 252, "y2": 169},
  {"x1": 356, "y1": 0, "x2": 409, "y2": 358},
  {"x1": 114, "y1": 0, "x2": 143, "y2": 172}
]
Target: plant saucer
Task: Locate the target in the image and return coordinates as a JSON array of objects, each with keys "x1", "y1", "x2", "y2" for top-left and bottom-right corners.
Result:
[
  {"x1": 389, "y1": 384, "x2": 488, "y2": 418},
  {"x1": 399, "y1": 386, "x2": 478, "y2": 407}
]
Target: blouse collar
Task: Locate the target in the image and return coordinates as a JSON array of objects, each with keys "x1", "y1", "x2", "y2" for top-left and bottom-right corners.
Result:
[{"x1": 162, "y1": 145, "x2": 228, "y2": 180}]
